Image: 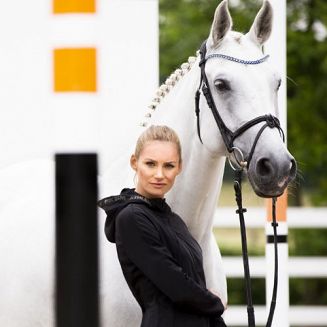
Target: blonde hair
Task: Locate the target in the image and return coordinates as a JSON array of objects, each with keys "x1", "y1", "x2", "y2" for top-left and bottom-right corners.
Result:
[{"x1": 134, "y1": 125, "x2": 182, "y2": 163}]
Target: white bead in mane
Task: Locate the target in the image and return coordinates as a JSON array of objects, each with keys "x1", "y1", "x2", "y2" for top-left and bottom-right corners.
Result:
[{"x1": 140, "y1": 55, "x2": 198, "y2": 127}]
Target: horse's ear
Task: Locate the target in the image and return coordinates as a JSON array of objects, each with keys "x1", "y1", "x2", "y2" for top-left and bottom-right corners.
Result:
[
  {"x1": 208, "y1": 0, "x2": 232, "y2": 49},
  {"x1": 247, "y1": 0, "x2": 273, "y2": 47}
]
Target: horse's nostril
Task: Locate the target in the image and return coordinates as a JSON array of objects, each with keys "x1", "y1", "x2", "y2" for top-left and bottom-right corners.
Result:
[
  {"x1": 289, "y1": 158, "x2": 297, "y2": 179},
  {"x1": 256, "y1": 158, "x2": 273, "y2": 177}
]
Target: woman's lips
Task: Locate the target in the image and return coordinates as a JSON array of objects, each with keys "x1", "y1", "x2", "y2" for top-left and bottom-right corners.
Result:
[{"x1": 151, "y1": 183, "x2": 166, "y2": 187}]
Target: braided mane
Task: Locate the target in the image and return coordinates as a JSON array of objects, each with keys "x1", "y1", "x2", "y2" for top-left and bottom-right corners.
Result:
[
  {"x1": 140, "y1": 53, "x2": 199, "y2": 127},
  {"x1": 139, "y1": 32, "x2": 246, "y2": 127}
]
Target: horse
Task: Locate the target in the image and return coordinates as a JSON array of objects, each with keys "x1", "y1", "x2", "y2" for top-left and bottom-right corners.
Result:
[
  {"x1": 0, "y1": 1, "x2": 296, "y2": 326},
  {"x1": 99, "y1": 0, "x2": 297, "y2": 326}
]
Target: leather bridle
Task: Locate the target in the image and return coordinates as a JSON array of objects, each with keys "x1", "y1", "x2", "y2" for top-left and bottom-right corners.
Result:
[
  {"x1": 195, "y1": 40, "x2": 285, "y2": 170},
  {"x1": 195, "y1": 40, "x2": 282, "y2": 327}
]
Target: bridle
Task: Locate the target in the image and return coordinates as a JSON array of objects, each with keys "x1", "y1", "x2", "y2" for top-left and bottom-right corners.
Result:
[
  {"x1": 195, "y1": 40, "x2": 282, "y2": 327},
  {"x1": 195, "y1": 40, "x2": 285, "y2": 170}
]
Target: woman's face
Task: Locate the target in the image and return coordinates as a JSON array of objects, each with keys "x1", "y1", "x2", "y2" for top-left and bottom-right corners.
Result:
[{"x1": 130, "y1": 140, "x2": 182, "y2": 198}]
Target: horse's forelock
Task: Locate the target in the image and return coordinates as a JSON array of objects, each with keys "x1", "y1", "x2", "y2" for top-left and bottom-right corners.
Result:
[{"x1": 230, "y1": 31, "x2": 243, "y2": 44}]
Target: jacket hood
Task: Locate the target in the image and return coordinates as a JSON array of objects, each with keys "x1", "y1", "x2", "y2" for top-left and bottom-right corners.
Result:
[{"x1": 98, "y1": 188, "x2": 171, "y2": 243}]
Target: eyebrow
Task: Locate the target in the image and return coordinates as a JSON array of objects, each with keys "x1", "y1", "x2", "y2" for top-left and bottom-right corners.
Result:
[{"x1": 144, "y1": 158, "x2": 178, "y2": 164}]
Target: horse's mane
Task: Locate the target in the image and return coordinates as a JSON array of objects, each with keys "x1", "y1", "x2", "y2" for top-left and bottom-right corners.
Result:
[
  {"x1": 140, "y1": 32, "x2": 245, "y2": 127},
  {"x1": 140, "y1": 53, "x2": 199, "y2": 127}
]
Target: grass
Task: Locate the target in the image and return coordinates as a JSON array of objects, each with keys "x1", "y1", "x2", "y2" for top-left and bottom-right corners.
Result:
[
  {"x1": 215, "y1": 177, "x2": 266, "y2": 256},
  {"x1": 218, "y1": 180, "x2": 265, "y2": 207},
  {"x1": 214, "y1": 227, "x2": 266, "y2": 256}
]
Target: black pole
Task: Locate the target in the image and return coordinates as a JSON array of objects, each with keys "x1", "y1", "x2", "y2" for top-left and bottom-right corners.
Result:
[{"x1": 55, "y1": 153, "x2": 99, "y2": 327}]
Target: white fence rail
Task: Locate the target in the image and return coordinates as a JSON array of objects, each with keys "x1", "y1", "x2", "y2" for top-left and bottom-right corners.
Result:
[
  {"x1": 223, "y1": 256, "x2": 327, "y2": 278},
  {"x1": 224, "y1": 306, "x2": 327, "y2": 326},
  {"x1": 214, "y1": 207, "x2": 327, "y2": 229},
  {"x1": 214, "y1": 207, "x2": 327, "y2": 326}
]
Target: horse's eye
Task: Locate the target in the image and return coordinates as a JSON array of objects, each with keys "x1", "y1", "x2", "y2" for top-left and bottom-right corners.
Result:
[{"x1": 214, "y1": 79, "x2": 231, "y2": 92}]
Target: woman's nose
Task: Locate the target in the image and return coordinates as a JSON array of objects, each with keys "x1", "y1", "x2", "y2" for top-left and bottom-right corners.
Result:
[{"x1": 154, "y1": 167, "x2": 164, "y2": 178}]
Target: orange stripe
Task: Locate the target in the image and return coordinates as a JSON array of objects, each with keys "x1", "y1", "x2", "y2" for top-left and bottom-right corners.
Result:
[
  {"x1": 54, "y1": 48, "x2": 97, "y2": 92},
  {"x1": 53, "y1": 0, "x2": 96, "y2": 14},
  {"x1": 266, "y1": 190, "x2": 287, "y2": 222}
]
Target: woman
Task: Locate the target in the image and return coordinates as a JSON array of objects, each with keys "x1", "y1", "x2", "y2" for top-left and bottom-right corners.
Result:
[{"x1": 98, "y1": 125, "x2": 227, "y2": 327}]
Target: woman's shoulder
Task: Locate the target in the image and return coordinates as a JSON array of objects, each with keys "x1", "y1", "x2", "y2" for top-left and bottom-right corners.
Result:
[
  {"x1": 116, "y1": 202, "x2": 157, "y2": 226},
  {"x1": 115, "y1": 203, "x2": 162, "y2": 242}
]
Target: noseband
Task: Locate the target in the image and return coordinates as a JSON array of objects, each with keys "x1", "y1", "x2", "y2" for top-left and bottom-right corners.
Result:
[{"x1": 195, "y1": 41, "x2": 285, "y2": 169}]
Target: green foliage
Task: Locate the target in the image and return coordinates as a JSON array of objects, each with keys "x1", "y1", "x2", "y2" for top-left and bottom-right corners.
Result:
[
  {"x1": 159, "y1": 0, "x2": 213, "y2": 82},
  {"x1": 227, "y1": 278, "x2": 266, "y2": 305},
  {"x1": 287, "y1": 0, "x2": 327, "y2": 205},
  {"x1": 290, "y1": 278, "x2": 327, "y2": 305},
  {"x1": 159, "y1": 0, "x2": 260, "y2": 82},
  {"x1": 289, "y1": 229, "x2": 327, "y2": 256}
]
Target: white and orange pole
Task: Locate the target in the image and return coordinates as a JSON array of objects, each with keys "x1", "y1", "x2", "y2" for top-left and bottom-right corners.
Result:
[
  {"x1": 265, "y1": 0, "x2": 289, "y2": 326},
  {"x1": 51, "y1": 1, "x2": 100, "y2": 327}
]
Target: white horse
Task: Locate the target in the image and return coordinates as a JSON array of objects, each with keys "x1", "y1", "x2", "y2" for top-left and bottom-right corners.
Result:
[
  {"x1": 0, "y1": 1, "x2": 297, "y2": 326},
  {"x1": 99, "y1": 1, "x2": 296, "y2": 326}
]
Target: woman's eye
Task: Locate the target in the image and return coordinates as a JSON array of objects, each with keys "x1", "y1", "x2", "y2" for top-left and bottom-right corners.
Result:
[
  {"x1": 214, "y1": 79, "x2": 231, "y2": 92},
  {"x1": 165, "y1": 164, "x2": 175, "y2": 169},
  {"x1": 146, "y1": 162, "x2": 155, "y2": 167}
]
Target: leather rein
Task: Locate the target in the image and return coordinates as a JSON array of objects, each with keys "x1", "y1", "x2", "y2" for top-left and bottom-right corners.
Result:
[{"x1": 195, "y1": 40, "x2": 281, "y2": 327}]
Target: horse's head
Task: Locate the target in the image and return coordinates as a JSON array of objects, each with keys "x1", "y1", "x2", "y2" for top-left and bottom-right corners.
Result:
[{"x1": 199, "y1": 0, "x2": 296, "y2": 198}]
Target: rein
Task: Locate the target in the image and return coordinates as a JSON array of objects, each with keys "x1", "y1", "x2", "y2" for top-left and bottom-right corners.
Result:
[
  {"x1": 195, "y1": 40, "x2": 281, "y2": 327},
  {"x1": 233, "y1": 169, "x2": 279, "y2": 327}
]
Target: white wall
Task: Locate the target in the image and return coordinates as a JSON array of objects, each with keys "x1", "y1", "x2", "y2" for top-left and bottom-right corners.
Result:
[
  {"x1": 0, "y1": 1, "x2": 158, "y2": 325},
  {"x1": 0, "y1": 0, "x2": 158, "y2": 167}
]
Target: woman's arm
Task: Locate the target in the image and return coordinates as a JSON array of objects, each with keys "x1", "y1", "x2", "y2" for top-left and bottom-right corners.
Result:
[{"x1": 116, "y1": 206, "x2": 225, "y2": 316}]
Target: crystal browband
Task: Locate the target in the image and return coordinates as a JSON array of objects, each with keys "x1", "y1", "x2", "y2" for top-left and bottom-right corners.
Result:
[{"x1": 205, "y1": 53, "x2": 270, "y2": 65}]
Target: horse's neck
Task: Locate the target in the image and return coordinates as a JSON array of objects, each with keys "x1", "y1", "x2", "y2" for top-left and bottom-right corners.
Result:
[
  {"x1": 151, "y1": 60, "x2": 226, "y2": 243},
  {"x1": 169, "y1": 148, "x2": 226, "y2": 243}
]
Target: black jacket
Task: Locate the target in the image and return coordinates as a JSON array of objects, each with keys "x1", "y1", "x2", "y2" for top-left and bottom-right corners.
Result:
[{"x1": 98, "y1": 188, "x2": 226, "y2": 327}]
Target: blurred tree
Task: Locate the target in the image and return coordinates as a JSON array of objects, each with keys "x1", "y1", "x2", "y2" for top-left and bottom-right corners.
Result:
[
  {"x1": 287, "y1": 0, "x2": 327, "y2": 206},
  {"x1": 159, "y1": 0, "x2": 261, "y2": 81},
  {"x1": 289, "y1": 228, "x2": 327, "y2": 256},
  {"x1": 159, "y1": 0, "x2": 327, "y2": 205}
]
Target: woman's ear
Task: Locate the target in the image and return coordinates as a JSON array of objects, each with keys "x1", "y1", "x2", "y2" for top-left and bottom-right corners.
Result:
[{"x1": 130, "y1": 154, "x2": 137, "y2": 171}]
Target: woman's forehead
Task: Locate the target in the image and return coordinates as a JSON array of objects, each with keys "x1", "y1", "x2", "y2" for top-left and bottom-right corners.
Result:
[{"x1": 140, "y1": 141, "x2": 179, "y2": 159}]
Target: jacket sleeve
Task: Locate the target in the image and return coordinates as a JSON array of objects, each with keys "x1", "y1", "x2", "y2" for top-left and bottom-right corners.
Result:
[{"x1": 115, "y1": 206, "x2": 225, "y2": 316}]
